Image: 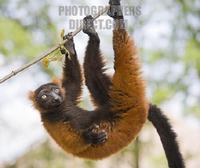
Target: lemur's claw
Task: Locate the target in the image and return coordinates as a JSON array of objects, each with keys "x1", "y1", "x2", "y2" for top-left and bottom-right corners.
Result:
[
  {"x1": 83, "y1": 15, "x2": 97, "y2": 35},
  {"x1": 86, "y1": 130, "x2": 107, "y2": 145}
]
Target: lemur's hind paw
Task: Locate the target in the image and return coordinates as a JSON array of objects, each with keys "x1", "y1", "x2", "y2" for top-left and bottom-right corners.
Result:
[
  {"x1": 63, "y1": 32, "x2": 75, "y2": 55},
  {"x1": 83, "y1": 15, "x2": 97, "y2": 36},
  {"x1": 107, "y1": 0, "x2": 123, "y2": 19},
  {"x1": 109, "y1": 0, "x2": 121, "y2": 5}
]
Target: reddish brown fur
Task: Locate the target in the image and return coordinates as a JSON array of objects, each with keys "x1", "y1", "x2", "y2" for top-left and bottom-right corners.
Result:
[
  {"x1": 29, "y1": 91, "x2": 43, "y2": 112},
  {"x1": 77, "y1": 30, "x2": 148, "y2": 159},
  {"x1": 36, "y1": 29, "x2": 148, "y2": 159}
]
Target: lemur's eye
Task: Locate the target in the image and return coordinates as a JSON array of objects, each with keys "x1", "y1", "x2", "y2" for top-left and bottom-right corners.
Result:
[
  {"x1": 54, "y1": 88, "x2": 59, "y2": 93},
  {"x1": 41, "y1": 95, "x2": 47, "y2": 100}
]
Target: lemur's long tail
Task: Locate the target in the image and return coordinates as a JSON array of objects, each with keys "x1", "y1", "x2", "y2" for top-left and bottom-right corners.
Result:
[{"x1": 148, "y1": 104, "x2": 185, "y2": 168}]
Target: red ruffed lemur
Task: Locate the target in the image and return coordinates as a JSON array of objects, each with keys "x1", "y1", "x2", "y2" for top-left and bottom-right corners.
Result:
[{"x1": 29, "y1": 0, "x2": 185, "y2": 167}]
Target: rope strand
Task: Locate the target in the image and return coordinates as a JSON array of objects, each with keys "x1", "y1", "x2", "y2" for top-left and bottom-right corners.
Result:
[{"x1": 0, "y1": 5, "x2": 109, "y2": 84}]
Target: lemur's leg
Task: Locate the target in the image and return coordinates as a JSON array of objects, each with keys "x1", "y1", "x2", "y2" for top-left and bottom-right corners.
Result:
[
  {"x1": 82, "y1": 0, "x2": 125, "y2": 107},
  {"x1": 82, "y1": 1, "x2": 125, "y2": 108},
  {"x1": 108, "y1": 0, "x2": 147, "y2": 113},
  {"x1": 108, "y1": 1, "x2": 185, "y2": 167},
  {"x1": 83, "y1": 15, "x2": 112, "y2": 107},
  {"x1": 62, "y1": 33, "x2": 82, "y2": 104}
]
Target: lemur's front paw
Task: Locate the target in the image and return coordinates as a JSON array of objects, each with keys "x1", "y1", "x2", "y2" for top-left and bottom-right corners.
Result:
[
  {"x1": 107, "y1": 0, "x2": 123, "y2": 19},
  {"x1": 63, "y1": 32, "x2": 75, "y2": 55},
  {"x1": 84, "y1": 125, "x2": 108, "y2": 145},
  {"x1": 83, "y1": 15, "x2": 97, "y2": 36}
]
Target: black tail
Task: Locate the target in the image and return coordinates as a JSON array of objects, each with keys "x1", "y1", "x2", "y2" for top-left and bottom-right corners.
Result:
[{"x1": 148, "y1": 104, "x2": 185, "y2": 168}]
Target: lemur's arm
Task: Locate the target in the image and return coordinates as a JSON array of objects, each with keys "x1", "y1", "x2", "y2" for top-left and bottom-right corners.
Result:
[
  {"x1": 83, "y1": 16, "x2": 112, "y2": 107},
  {"x1": 62, "y1": 33, "x2": 82, "y2": 104}
]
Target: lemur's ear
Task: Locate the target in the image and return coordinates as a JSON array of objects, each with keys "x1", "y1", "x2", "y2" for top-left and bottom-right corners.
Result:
[
  {"x1": 52, "y1": 78, "x2": 62, "y2": 86},
  {"x1": 28, "y1": 91, "x2": 35, "y2": 101}
]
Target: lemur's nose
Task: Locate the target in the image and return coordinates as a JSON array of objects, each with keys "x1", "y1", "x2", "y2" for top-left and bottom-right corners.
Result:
[
  {"x1": 51, "y1": 92, "x2": 61, "y2": 103},
  {"x1": 54, "y1": 97, "x2": 61, "y2": 102}
]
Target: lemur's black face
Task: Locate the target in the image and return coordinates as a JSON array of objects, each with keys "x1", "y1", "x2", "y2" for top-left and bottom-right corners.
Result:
[{"x1": 35, "y1": 83, "x2": 64, "y2": 110}]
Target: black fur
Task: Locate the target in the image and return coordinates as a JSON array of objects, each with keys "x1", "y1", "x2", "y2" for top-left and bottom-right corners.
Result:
[
  {"x1": 148, "y1": 104, "x2": 185, "y2": 168},
  {"x1": 41, "y1": 109, "x2": 67, "y2": 123},
  {"x1": 83, "y1": 15, "x2": 112, "y2": 107},
  {"x1": 62, "y1": 34, "x2": 82, "y2": 104}
]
